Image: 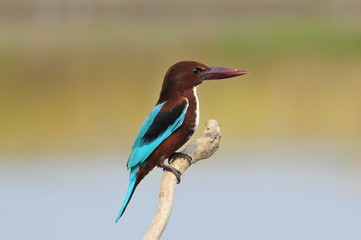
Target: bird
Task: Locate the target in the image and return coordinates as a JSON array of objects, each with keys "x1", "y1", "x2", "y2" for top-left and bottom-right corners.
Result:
[{"x1": 115, "y1": 61, "x2": 248, "y2": 222}]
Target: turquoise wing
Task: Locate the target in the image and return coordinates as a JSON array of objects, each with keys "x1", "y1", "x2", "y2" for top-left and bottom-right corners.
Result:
[{"x1": 127, "y1": 99, "x2": 189, "y2": 169}]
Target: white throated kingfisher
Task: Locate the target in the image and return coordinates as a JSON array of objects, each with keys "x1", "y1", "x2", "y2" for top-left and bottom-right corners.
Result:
[{"x1": 115, "y1": 61, "x2": 248, "y2": 222}]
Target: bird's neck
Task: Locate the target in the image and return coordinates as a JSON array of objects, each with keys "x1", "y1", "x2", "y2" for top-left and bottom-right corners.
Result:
[{"x1": 158, "y1": 86, "x2": 197, "y2": 104}]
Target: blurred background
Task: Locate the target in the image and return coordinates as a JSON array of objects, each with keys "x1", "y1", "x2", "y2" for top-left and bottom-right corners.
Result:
[{"x1": 1, "y1": 0, "x2": 360, "y2": 239}]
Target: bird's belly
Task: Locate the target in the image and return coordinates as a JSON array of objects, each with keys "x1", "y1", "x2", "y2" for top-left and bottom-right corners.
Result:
[{"x1": 184, "y1": 105, "x2": 198, "y2": 137}]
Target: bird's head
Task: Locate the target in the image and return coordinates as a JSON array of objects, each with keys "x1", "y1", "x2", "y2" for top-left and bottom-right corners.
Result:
[{"x1": 162, "y1": 61, "x2": 248, "y2": 92}]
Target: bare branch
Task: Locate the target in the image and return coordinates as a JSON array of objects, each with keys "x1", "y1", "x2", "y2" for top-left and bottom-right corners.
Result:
[{"x1": 143, "y1": 120, "x2": 222, "y2": 240}]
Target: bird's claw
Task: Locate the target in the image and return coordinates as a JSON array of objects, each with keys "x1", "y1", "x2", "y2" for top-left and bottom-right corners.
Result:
[
  {"x1": 163, "y1": 165, "x2": 182, "y2": 184},
  {"x1": 168, "y1": 152, "x2": 192, "y2": 165}
]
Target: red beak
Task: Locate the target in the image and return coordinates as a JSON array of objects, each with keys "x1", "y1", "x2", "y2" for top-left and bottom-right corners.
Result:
[{"x1": 201, "y1": 66, "x2": 248, "y2": 80}]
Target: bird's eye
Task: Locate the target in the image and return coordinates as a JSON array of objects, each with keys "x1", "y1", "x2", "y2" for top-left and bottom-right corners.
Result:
[{"x1": 193, "y1": 68, "x2": 202, "y2": 74}]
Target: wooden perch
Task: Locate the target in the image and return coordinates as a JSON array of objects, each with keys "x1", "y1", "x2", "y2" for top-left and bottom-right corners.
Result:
[{"x1": 143, "y1": 120, "x2": 222, "y2": 240}]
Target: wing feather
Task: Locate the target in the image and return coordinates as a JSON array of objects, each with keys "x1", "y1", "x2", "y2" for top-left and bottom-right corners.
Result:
[{"x1": 127, "y1": 98, "x2": 189, "y2": 169}]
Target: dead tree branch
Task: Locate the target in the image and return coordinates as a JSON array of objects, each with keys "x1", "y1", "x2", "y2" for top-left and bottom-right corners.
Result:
[{"x1": 143, "y1": 120, "x2": 222, "y2": 240}]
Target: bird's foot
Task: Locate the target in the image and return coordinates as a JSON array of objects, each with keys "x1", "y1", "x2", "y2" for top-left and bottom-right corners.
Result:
[
  {"x1": 168, "y1": 152, "x2": 192, "y2": 165},
  {"x1": 162, "y1": 165, "x2": 182, "y2": 184}
]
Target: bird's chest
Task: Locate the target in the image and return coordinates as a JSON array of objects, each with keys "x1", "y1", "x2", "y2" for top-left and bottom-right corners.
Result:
[
  {"x1": 184, "y1": 87, "x2": 199, "y2": 133},
  {"x1": 193, "y1": 92, "x2": 199, "y2": 130}
]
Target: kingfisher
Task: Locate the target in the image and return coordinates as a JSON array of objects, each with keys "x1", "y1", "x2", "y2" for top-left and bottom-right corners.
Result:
[{"x1": 115, "y1": 61, "x2": 247, "y2": 222}]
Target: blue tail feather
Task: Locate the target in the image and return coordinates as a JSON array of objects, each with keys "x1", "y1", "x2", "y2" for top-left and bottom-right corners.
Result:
[{"x1": 115, "y1": 166, "x2": 139, "y2": 222}]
